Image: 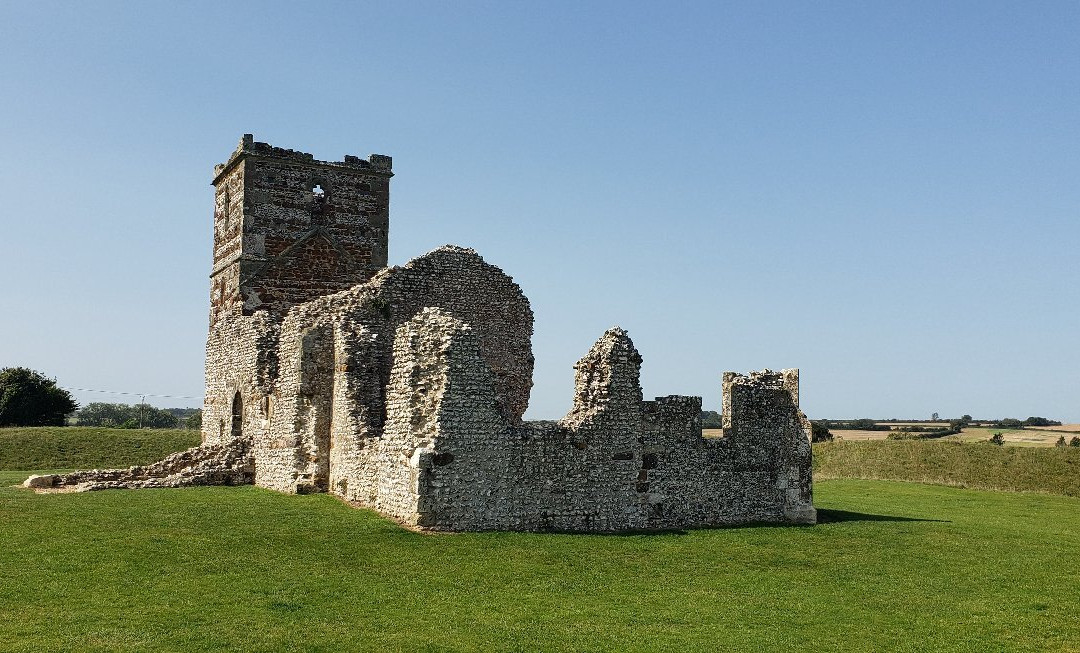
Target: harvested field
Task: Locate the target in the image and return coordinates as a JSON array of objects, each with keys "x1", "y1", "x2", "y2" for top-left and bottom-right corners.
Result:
[
  {"x1": 830, "y1": 430, "x2": 891, "y2": 441},
  {"x1": 945, "y1": 428, "x2": 1063, "y2": 447},
  {"x1": 1024, "y1": 424, "x2": 1080, "y2": 433}
]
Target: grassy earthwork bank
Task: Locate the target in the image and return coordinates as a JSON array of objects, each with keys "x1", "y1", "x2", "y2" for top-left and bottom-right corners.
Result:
[
  {"x1": 2, "y1": 428, "x2": 1079, "y2": 651},
  {"x1": 0, "y1": 426, "x2": 200, "y2": 471},
  {"x1": 814, "y1": 439, "x2": 1080, "y2": 497}
]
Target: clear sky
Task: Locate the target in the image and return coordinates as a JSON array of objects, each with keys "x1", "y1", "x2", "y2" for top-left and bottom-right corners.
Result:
[{"x1": 1, "y1": 1, "x2": 1077, "y2": 421}]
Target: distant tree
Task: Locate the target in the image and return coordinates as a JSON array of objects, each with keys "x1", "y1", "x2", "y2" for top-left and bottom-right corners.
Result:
[
  {"x1": 77, "y1": 403, "x2": 137, "y2": 427},
  {"x1": 77, "y1": 402, "x2": 180, "y2": 429},
  {"x1": 1070, "y1": 437, "x2": 1080, "y2": 448},
  {"x1": 810, "y1": 421, "x2": 833, "y2": 443},
  {"x1": 989, "y1": 432, "x2": 1005, "y2": 446},
  {"x1": 700, "y1": 410, "x2": 723, "y2": 429},
  {"x1": 0, "y1": 367, "x2": 78, "y2": 427},
  {"x1": 183, "y1": 410, "x2": 202, "y2": 430},
  {"x1": 961, "y1": 414, "x2": 972, "y2": 423},
  {"x1": 1022, "y1": 417, "x2": 1062, "y2": 427},
  {"x1": 997, "y1": 418, "x2": 1023, "y2": 429},
  {"x1": 133, "y1": 403, "x2": 179, "y2": 429},
  {"x1": 1056, "y1": 436, "x2": 1067, "y2": 447},
  {"x1": 932, "y1": 412, "x2": 940, "y2": 421}
]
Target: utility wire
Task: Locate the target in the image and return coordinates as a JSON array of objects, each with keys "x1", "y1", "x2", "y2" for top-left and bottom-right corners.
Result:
[{"x1": 61, "y1": 387, "x2": 201, "y2": 400}]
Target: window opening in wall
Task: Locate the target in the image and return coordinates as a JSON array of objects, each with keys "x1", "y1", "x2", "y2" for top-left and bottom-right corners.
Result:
[
  {"x1": 221, "y1": 187, "x2": 232, "y2": 230},
  {"x1": 231, "y1": 392, "x2": 243, "y2": 438},
  {"x1": 312, "y1": 184, "x2": 325, "y2": 198}
]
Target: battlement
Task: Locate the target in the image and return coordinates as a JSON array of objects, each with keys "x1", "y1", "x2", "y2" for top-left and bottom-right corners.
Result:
[{"x1": 213, "y1": 134, "x2": 392, "y2": 184}]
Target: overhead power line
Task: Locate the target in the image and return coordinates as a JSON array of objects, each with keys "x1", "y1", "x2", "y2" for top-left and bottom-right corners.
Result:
[{"x1": 61, "y1": 387, "x2": 201, "y2": 400}]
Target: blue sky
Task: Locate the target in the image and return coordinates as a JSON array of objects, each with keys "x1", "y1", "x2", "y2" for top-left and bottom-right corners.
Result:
[{"x1": 1, "y1": 1, "x2": 1077, "y2": 421}]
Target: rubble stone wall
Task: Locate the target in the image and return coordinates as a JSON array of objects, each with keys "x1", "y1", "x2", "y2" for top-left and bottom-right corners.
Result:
[
  {"x1": 255, "y1": 246, "x2": 534, "y2": 501},
  {"x1": 406, "y1": 322, "x2": 816, "y2": 531}
]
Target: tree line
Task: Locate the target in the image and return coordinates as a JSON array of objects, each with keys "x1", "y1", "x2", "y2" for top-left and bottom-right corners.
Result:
[
  {"x1": 0, "y1": 367, "x2": 200, "y2": 429},
  {"x1": 76, "y1": 403, "x2": 201, "y2": 430}
]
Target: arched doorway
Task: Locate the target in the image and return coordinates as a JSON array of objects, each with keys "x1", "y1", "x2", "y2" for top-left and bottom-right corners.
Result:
[{"x1": 231, "y1": 391, "x2": 243, "y2": 438}]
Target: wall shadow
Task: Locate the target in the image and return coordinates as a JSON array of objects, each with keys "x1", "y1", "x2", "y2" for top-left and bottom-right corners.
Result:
[{"x1": 815, "y1": 508, "x2": 948, "y2": 524}]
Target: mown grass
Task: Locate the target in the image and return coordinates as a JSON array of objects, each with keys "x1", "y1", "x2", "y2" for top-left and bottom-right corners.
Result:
[
  {"x1": 0, "y1": 427, "x2": 200, "y2": 471},
  {"x1": 814, "y1": 440, "x2": 1080, "y2": 497},
  {"x1": 2, "y1": 475, "x2": 1079, "y2": 652},
  {"x1": 3, "y1": 428, "x2": 1080, "y2": 651}
]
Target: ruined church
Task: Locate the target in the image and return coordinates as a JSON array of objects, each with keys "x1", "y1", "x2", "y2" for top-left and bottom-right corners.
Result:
[{"x1": 27, "y1": 136, "x2": 816, "y2": 530}]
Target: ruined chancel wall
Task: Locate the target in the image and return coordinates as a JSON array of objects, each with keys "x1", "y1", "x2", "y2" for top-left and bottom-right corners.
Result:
[
  {"x1": 28, "y1": 136, "x2": 816, "y2": 531},
  {"x1": 379, "y1": 311, "x2": 814, "y2": 531}
]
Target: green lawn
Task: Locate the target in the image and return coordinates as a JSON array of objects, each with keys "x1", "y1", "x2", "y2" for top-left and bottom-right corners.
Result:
[{"x1": 2, "y1": 429, "x2": 1079, "y2": 651}]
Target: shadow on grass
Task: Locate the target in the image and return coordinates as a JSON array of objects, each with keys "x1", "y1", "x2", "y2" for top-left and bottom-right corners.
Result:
[{"x1": 815, "y1": 508, "x2": 948, "y2": 524}]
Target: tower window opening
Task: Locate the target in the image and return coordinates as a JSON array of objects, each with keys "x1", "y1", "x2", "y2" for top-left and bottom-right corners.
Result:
[{"x1": 312, "y1": 184, "x2": 325, "y2": 198}]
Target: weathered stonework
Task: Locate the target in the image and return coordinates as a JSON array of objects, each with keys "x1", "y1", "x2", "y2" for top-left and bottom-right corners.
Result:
[{"x1": 27, "y1": 136, "x2": 816, "y2": 530}]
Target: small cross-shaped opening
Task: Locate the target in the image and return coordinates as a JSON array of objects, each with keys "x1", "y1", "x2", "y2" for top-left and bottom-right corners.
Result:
[{"x1": 312, "y1": 184, "x2": 325, "y2": 198}]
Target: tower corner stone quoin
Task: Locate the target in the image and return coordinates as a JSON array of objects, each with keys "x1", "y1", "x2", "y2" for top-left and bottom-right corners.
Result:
[{"x1": 26, "y1": 135, "x2": 816, "y2": 531}]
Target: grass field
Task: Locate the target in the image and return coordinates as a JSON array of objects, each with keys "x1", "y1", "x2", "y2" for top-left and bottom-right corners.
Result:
[
  {"x1": 3, "y1": 428, "x2": 1080, "y2": 651},
  {"x1": 0, "y1": 427, "x2": 200, "y2": 471},
  {"x1": 815, "y1": 440, "x2": 1080, "y2": 496},
  {"x1": 944, "y1": 428, "x2": 1063, "y2": 447}
]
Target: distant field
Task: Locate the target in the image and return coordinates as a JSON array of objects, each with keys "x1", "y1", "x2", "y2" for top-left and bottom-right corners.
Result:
[
  {"x1": 945, "y1": 428, "x2": 1063, "y2": 447},
  {"x1": 831, "y1": 429, "x2": 891, "y2": 441},
  {"x1": 824, "y1": 427, "x2": 1067, "y2": 447},
  {"x1": 1024, "y1": 424, "x2": 1080, "y2": 433}
]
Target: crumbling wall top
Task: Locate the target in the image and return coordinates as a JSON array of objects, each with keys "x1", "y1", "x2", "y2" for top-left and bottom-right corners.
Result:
[{"x1": 213, "y1": 134, "x2": 393, "y2": 184}]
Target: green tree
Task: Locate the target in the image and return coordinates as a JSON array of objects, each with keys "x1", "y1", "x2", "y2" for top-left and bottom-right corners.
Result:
[
  {"x1": 1022, "y1": 417, "x2": 1062, "y2": 427},
  {"x1": 1056, "y1": 436, "x2": 1067, "y2": 447},
  {"x1": 132, "y1": 403, "x2": 179, "y2": 428},
  {"x1": 1070, "y1": 437, "x2": 1080, "y2": 448},
  {"x1": 990, "y1": 432, "x2": 1005, "y2": 446},
  {"x1": 77, "y1": 402, "x2": 136, "y2": 427},
  {"x1": 810, "y1": 421, "x2": 834, "y2": 442},
  {"x1": 183, "y1": 410, "x2": 202, "y2": 430},
  {"x1": 700, "y1": 410, "x2": 723, "y2": 429},
  {"x1": 0, "y1": 367, "x2": 78, "y2": 426}
]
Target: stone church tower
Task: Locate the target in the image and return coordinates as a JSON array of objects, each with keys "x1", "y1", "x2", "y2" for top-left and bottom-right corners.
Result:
[
  {"x1": 208, "y1": 134, "x2": 393, "y2": 326},
  {"x1": 202, "y1": 135, "x2": 392, "y2": 443}
]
